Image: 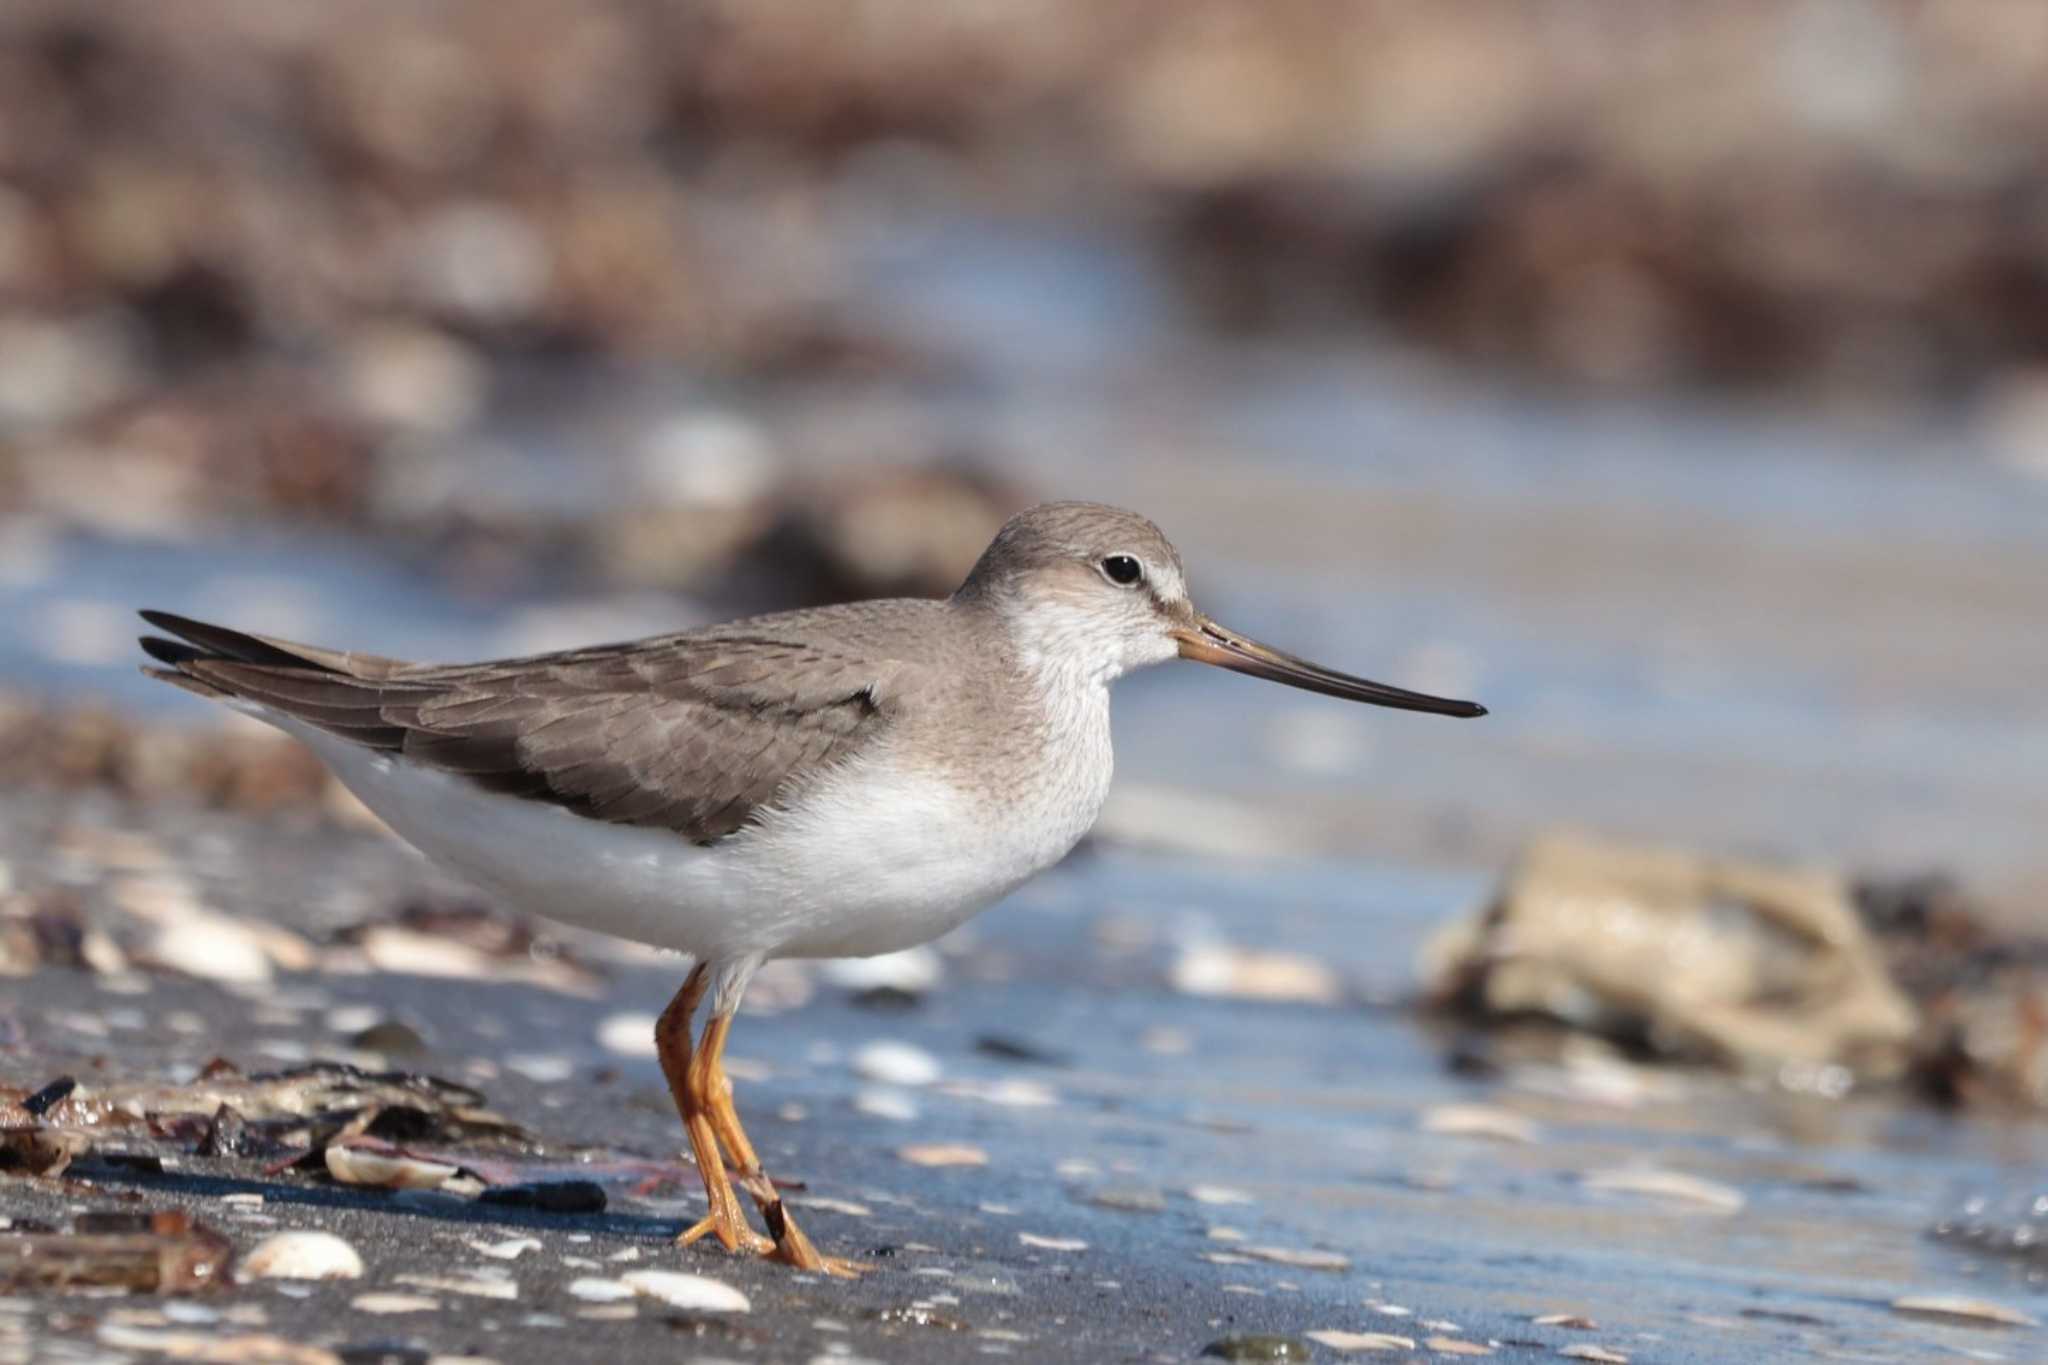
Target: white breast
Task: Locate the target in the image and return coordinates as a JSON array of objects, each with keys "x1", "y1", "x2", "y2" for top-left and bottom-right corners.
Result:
[{"x1": 281, "y1": 688, "x2": 1113, "y2": 963}]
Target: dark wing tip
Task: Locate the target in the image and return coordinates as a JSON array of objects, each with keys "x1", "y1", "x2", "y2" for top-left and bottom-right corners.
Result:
[
  {"x1": 139, "y1": 634, "x2": 203, "y2": 667},
  {"x1": 139, "y1": 608, "x2": 196, "y2": 635},
  {"x1": 135, "y1": 609, "x2": 340, "y2": 673}
]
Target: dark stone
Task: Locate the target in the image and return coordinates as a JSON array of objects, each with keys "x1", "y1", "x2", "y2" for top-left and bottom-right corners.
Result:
[
  {"x1": 336, "y1": 1346, "x2": 431, "y2": 1365},
  {"x1": 1201, "y1": 1334, "x2": 1313, "y2": 1361},
  {"x1": 850, "y1": 986, "x2": 925, "y2": 1011},
  {"x1": 476, "y1": 1179, "x2": 607, "y2": 1213},
  {"x1": 974, "y1": 1034, "x2": 1073, "y2": 1066},
  {"x1": 21, "y1": 1076, "x2": 76, "y2": 1117},
  {"x1": 1086, "y1": 1186, "x2": 1167, "y2": 1214},
  {"x1": 350, "y1": 1020, "x2": 428, "y2": 1055}
]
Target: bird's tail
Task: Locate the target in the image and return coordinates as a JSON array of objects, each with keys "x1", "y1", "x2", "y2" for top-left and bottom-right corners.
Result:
[{"x1": 137, "y1": 610, "x2": 415, "y2": 747}]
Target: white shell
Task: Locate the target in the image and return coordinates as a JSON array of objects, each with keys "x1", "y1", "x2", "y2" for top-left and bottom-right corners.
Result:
[
  {"x1": 851, "y1": 1041, "x2": 941, "y2": 1087},
  {"x1": 323, "y1": 1144, "x2": 457, "y2": 1190},
  {"x1": 241, "y1": 1231, "x2": 364, "y2": 1281},
  {"x1": 620, "y1": 1270, "x2": 750, "y2": 1313}
]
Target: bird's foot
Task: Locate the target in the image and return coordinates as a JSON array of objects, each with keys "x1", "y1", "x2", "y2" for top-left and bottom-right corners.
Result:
[
  {"x1": 678, "y1": 1206, "x2": 776, "y2": 1257},
  {"x1": 762, "y1": 1197, "x2": 869, "y2": 1278}
]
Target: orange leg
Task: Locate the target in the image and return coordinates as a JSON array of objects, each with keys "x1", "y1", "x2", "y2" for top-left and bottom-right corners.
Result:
[
  {"x1": 656, "y1": 966, "x2": 772, "y2": 1257},
  {"x1": 690, "y1": 1009, "x2": 866, "y2": 1277}
]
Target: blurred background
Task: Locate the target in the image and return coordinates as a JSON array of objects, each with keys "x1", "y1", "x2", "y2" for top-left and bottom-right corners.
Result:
[
  {"x1": 3, "y1": 0, "x2": 2042, "y2": 888},
  {"x1": 3, "y1": 2, "x2": 2048, "y2": 1347}
]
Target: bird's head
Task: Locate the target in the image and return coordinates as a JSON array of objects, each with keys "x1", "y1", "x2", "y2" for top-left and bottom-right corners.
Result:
[{"x1": 956, "y1": 501, "x2": 1485, "y2": 716}]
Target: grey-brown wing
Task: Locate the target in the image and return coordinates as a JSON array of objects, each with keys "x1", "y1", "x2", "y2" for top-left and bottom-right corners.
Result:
[
  {"x1": 389, "y1": 640, "x2": 896, "y2": 840},
  {"x1": 139, "y1": 612, "x2": 899, "y2": 843}
]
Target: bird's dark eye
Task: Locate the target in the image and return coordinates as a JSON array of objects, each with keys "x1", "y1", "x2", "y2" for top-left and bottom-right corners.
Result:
[{"x1": 1100, "y1": 554, "x2": 1144, "y2": 586}]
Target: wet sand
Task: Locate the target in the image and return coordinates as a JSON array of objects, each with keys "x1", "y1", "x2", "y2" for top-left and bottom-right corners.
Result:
[{"x1": 4, "y1": 787, "x2": 2042, "y2": 1363}]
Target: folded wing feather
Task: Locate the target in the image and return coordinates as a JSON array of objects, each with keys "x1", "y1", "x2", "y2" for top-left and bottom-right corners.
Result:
[{"x1": 139, "y1": 611, "x2": 897, "y2": 843}]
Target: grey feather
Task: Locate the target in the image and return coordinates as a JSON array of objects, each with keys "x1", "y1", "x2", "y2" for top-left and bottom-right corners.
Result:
[{"x1": 138, "y1": 609, "x2": 907, "y2": 843}]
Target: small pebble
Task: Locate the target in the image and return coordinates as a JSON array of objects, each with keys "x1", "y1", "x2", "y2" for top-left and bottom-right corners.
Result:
[
  {"x1": 941, "y1": 1077, "x2": 1057, "y2": 1107},
  {"x1": 1582, "y1": 1168, "x2": 1744, "y2": 1213},
  {"x1": 240, "y1": 1232, "x2": 363, "y2": 1282},
  {"x1": 820, "y1": 947, "x2": 943, "y2": 994},
  {"x1": 898, "y1": 1144, "x2": 988, "y2": 1167},
  {"x1": 1533, "y1": 1315, "x2": 1597, "y2": 1330},
  {"x1": 161, "y1": 1304, "x2": 219, "y2": 1325},
  {"x1": 1426, "y1": 1340, "x2": 1490, "y2": 1357},
  {"x1": 1558, "y1": 1348, "x2": 1629, "y2": 1363},
  {"x1": 852, "y1": 1041, "x2": 942, "y2": 1086},
  {"x1": 340, "y1": 321, "x2": 486, "y2": 433},
  {"x1": 351, "y1": 1020, "x2": 427, "y2": 1054},
  {"x1": 619, "y1": 1270, "x2": 750, "y2": 1313},
  {"x1": 1188, "y1": 1184, "x2": 1256, "y2": 1206},
  {"x1": 1088, "y1": 1187, "x2": 1166, "y2": 1214},
  {"x1": 96, "y1": 1327, "x2": 289, "y2": 1357},
  {"x1": 467, "y1": 1237, "x2": 542, "y2": 1261},
  {"x1": 359, "y1": 927, "x2": 493, "y2": 979},
  {"x1": 1305, "y1": 1331, "x2": 1415, "y2": 1353},
  {"x1": 325, "y1": 1004, "x2": 384, "y2": 1034},
  {"x1": 149, "y1": 916, "x2": 273, "y2": 985},
  {"x1": 505, "y1": 1053, "x2": 574, "y2": 1083},
  {"x1": 1171, "y1": 944, "x2": 1341, "y2": 1004},
  {"x1": 972, "y1": 1034, "x2": 1071, "y2": 1066},
  {"x1": 1889, "y1": 1294, "x2": 2037, "y2": 1327},
  {"x1": 325, "y1": 1145, "x2": 457, "y2": 1190},
  {"x1": 568, "y1": 1278, "x2": 633, "y2": 1303},
  {"x1": 1420, "y1": 1104, "x2": 1539, "y2": 1144},
  {"x1": 1201, "y1": 1334, "x2": 1313, "y2": 1360},
  {"x1": 396, "y1": 1273, "x2": 518, "y2": 1301},
  {"x1": 855, "y1": 1088, "x2": 920, "y2": 1122},
  {"x1": 351, "y1": 1293, "x2": 440, "y2": 1314},
  {"x1": 790, "y1": 1196, "x2": 872, "y2": 1218},
  {"x1": 1018, "y1": 1233, "x2": 1087, "y2": 1252},
  {"x1": 1242, "y1": 1245, "x2": 1350, "y2": 1271},
  {"x1": 597, "y1": 1012, "x2": 659, "y2": 1057}
]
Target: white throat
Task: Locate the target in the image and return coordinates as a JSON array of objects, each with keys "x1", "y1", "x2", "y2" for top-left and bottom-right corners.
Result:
[{"x1": 998, "y1": 595, "x2": 1177, "y2": 697}]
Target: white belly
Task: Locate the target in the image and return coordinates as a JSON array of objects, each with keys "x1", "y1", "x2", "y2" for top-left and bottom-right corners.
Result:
[{"x1": 288, "y1": 721, "x2": 1104, "y2": 963}]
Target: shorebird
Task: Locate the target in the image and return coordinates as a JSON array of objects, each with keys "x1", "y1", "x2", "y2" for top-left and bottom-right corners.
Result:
[{"x1": 137, "y1": 501, "x2": 1484, "y2": 1274}]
